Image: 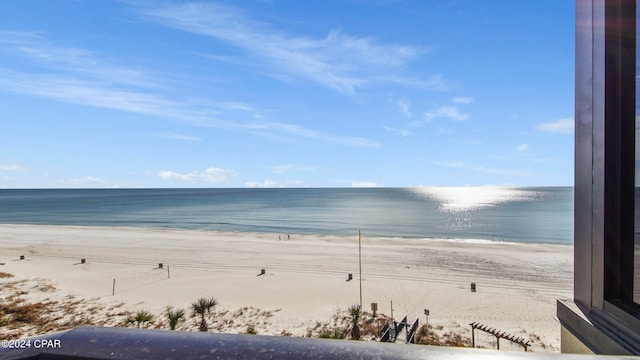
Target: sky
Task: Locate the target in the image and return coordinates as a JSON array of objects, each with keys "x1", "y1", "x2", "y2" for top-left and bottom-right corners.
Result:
[{"x1": 0, "y1": 1, "x2": 575, "y2": 188}]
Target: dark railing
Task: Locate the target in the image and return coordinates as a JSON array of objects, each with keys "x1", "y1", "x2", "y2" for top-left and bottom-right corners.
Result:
[
  {"x1": 396, "y1": 315, "x2": 408, "y2": 337},
  {"x1": 379, "y1": 323, "x2": 391, "y2": 343},
  {"x1": 407, "y1": 318, "x2": 420, "y2": 344},
  {"x1": 0, "y1": 326, "x2": 636, "y2": 360}
]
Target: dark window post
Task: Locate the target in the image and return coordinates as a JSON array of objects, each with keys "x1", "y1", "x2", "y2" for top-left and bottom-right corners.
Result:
[{"x1": 603, "y1": 0, "x2": 635, "y2": 303}]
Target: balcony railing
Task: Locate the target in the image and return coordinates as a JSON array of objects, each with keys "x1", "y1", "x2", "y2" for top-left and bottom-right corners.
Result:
[{"x1": 1, "y1": 326, "x2": 637, "y2": 360}]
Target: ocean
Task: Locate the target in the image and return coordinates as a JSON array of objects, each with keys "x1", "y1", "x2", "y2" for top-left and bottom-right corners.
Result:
[{"x1": 0, "y1": 187, "x2": 573, "y2": 244}]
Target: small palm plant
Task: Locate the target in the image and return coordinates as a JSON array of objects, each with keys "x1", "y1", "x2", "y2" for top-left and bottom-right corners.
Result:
[
  {"x1": 126, "y1": 310, "x2": 154, "y2": 328},
  {"x1": 166, "y1": 308, "x2": 185, "y2": 330},
  {"x1": 191, "y1": 297, "x2": 218, "y2": 332},
  {"x1": 348, "y1": 305, "x2": 362, "y2": 340}
]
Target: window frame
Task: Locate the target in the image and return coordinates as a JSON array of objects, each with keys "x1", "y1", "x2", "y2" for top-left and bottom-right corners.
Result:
[{"x1": 575, "y1": 0, "x2": 640, "y2": 333}]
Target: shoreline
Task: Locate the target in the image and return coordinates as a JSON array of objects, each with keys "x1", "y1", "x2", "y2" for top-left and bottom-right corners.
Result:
[
  {"x1": 0, "y1": 224, "x2": 573, "y2": 352},
  {"x1": 0, "y1": 222, "x2": 573, "y2": 246}
]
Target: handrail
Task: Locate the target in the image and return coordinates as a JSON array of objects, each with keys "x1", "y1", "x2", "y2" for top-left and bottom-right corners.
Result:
[{"x1": 0, "y1": 326, "x2": 636, "y2": 360}]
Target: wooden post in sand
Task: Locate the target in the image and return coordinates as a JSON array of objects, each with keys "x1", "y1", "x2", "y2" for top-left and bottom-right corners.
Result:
[
  {"x1": 471, "y1": 325, "x2": 475, "y2": 347},
  {"x1": 167, "y1": 265, "x2": 170, "y2": 279},
  {"x1": 359, "y1": 230, "x2": 362, "y2": 312},
  {"x1": 112, "y1": 278, "x2": 116, "y2": 296}
]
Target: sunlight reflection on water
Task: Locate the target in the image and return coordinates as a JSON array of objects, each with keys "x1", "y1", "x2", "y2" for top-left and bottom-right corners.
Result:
[{"x1": 410, "y1": 187, "x2": 541, "y2": 212}]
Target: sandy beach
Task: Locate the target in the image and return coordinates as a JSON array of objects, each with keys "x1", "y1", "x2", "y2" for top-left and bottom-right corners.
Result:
[{"x1": 0, "y1": 224, "x2": 573, "y2": 352}]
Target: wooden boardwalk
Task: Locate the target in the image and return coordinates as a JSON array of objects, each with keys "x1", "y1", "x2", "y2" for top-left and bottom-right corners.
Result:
[{"x1": 469, "y1": 322, "x2": 531, "y2": 351}]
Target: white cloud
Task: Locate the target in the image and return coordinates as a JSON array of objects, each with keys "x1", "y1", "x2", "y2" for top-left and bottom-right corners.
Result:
[
  {"x1": 201, "y1": 100, "x2": 264, "y2": 119},
  {"x1": 379, "y1": 74, "x2": 452, "y2": 90},
  {"x1": 384, "y1": 126, "x2": 411, "y2": 136},
  {"x1": 61, "y1": 176, "x2": 108, "y2": 187},
  {"x1": 536, "y1": 118, "x2": 574, "y2": 134},
  {"x1": 424, "y1": 106, "x2": 469, "y2": 122},
  {"x1": 396, "y1": 98, "x2": 412, "y2": 118},
  {"x1": 245, "y1": 180, "x2": 278, "y2": 188},
  {"x1": 140, "y1": 2, "x2": 446, "y2": 95},
  {"x1": 516, "y1": 143, "x2": 529, "y2": 152},
  {"x1": 456, "y1": 139, "x2": 482, "y2": 145},
  {"x1": 451, "y1": 96, "x2": 473, "y2": 105},
  {"x1": 265, "y1": 122, "x2": 380, "y2": 147},
  {"x1": 245, "y1": 180, "x2": 306, "y2": 188},
  {"x1": 0, "y1": 164, "x2": 25, "y2": 171},
  {"x1": 270, "y1": 165, "x2": 317, "y2": 174},
  {"x1": 351, "y1": 181, "x2": 379, "y2": 187},
  {"x1": 432, "y1": 160, "x2": 465, "y2": 168},
  {"x1": 159, "y1": 167, "x2": 237, "y2": 183},
  {"x1": 57, "y1": 176, "x2": 142, "y2": 188},
  {"x1": 0, "y1": 66, "x2": 199, "y2": 120}
]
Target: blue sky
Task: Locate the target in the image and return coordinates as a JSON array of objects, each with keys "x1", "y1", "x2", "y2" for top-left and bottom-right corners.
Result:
[{"x1": 0, "y1": 1, "x2": 574, "y2": 188}]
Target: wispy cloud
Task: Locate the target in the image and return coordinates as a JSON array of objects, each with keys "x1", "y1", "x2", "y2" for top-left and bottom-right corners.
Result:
[
  {"x1": 0, "y1": 32, "x2": 379, "y2": 148},
  {"x1": 536, "y1": 118, "x2": 574, "y2": 134},
  {"x1": 431, "y1": 160, "x2": 465, "y2": 168},
  {"x1": 0, "y1": 164, "x2": 25, "y2": 171},
  {"x1": 150, "y1": 132, "x2": 202, "y2": 141},
  {"x1": 470, "y1": 165, "x2": 532, "y2": 177},
  {"x1": 383, "y1": 126, "x2": 411, "y2": 136},
  {"x1": 0, "y1": 31, "x2": 156, "y2": 89},
  {"x1": 451, "y1": 96, "x2": 473, "y2": 105},
  {"x1": 424, "y1": 105, "x2": 469, "y2": 122},
  {"x1": 159, "y1": 167, "x2": 237, "y2": 183},
  {"x1": 0, "y1": 69, "x2": 201, "y2": 120},
  {"x1": 198, "y1": 100, "x2": 265, "y2": 119},
  {"x1": 62, "y1": 176, "x2": 108, "y2": 187},
  {"x1": 432, "y1": 161, "x2": 532, "y2": 177},
  {"x1": 516, "y1": 143, "x2": 529, "y2": 152},
  {"x1": 138, "y1": 2, "x2": 445, "y2": 95},
  {"x1": 245, "y1": 179, "x2": 306, "y2": 188},
  {"x1": 56, "y1": 176, "x2": 138, "y2": 188},
  {"x1": 419, "y1": 97, "x2": 473, "y2": 124},
  {"x1": 270, "y1": 165, "x2": 317, "y2": 174},
  {"x1": 260, "y1": 121, "x2": 380, "y2": 147},
  {"x1": 351, "y1": 181, "x2": 380, "y2": 187},
  {"x1": 456, "y1": 139, "x2": 482, "y2": 145},
  {"x1": 395, "y1": 98, "x2": 412, "y2": 118}
]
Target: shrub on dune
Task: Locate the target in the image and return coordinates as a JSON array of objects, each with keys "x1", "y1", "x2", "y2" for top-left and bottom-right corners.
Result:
[
  {"x1": 191, "y1": 297, "x2": 217, "y2": 332},
  {"x1": 348, "y1": 305, "x2": 361, "y2": 340},
  {"x1": 125, "y1": 310, "x2": 154, "y2": 328},
  {"x1": 166, "y1": 308, "x2": 185, "y2": 330}
]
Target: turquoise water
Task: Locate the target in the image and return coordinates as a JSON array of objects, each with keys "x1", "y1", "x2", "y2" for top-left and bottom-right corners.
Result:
[{"x1": 0, "y1": 187, "x2": 573, "y2": 244}]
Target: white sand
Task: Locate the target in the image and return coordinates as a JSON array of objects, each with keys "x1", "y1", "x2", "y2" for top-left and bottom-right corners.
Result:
[{"x1": 0, "y1": 224, "x2": 572, "y2": 351}]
